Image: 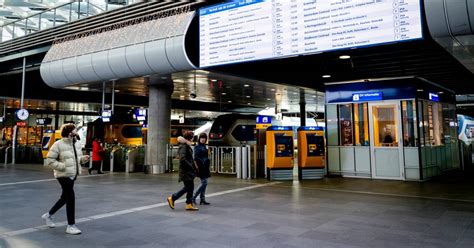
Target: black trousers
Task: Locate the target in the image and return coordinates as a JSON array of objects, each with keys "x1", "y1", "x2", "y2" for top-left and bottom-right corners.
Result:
[
  {"x1": 49, "y1": 177, "x2": 75, "y2": 225},
  {"x1": 92, "y1": 160, "x2": 102, "y2": 172},
  {"x1": 172, "y1": 180, "x2": 194, "y2": 204}
]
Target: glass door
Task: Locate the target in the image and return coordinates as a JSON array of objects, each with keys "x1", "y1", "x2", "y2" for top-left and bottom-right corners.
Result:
[{"x1": 368, "y1": 101, "x2": 404, "y2": 180}]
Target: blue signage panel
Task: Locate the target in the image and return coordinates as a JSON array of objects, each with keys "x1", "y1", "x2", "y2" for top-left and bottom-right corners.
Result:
[
  {"x1": 429, "y1": 93, "x2": 439, "y2": 102},
  {"x1": 352, "y1": 92, "x2": 383, "y2": 102},
  {"x1": 267, "y1": 126, "x2": 292, "y2": 131},
  {"x1": 297, "y1": 126, "x2": 324, "y2": 131},
  {"x1": 256, "y1": 116, "x2": 272, "y2": 124}
]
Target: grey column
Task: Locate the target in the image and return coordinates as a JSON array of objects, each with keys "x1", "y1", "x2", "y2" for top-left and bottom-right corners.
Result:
[
  {"x1": 146, "y1": 75, "x2": 173, "y2": 174},
  {"x1": 300, "y1": 89, "x2": 306, "y2": 127}
]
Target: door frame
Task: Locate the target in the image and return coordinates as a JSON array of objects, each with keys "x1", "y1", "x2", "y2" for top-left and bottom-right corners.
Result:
[{"x1": 368, "y1": 100, "x2": 405, "y2": 180}]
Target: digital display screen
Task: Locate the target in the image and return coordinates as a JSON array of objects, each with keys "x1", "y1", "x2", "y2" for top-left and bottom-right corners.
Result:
[
  {"x1": 306, "y1": 134, "x2": 325, "y2": 157},
  {"x1": 199, "y1": 0, "x2": 423, "y2": 67},
  {"x1": 275, "y1": 135, "x2": 293, "y2": 157}
]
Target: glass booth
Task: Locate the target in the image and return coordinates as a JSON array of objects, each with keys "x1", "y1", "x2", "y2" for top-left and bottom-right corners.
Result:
[{"x1": 325, "y1": 78, "x2": 459, "y2": 181}]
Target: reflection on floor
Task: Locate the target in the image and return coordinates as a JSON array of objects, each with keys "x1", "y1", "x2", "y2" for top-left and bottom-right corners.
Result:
[{"x1": 0, "y1": 164, "x2": 473, "y2": 248}]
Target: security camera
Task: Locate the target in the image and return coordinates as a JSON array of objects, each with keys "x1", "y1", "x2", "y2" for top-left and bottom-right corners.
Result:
[{"x1": 189, "y1": 92, "x2": 197, "y2": 99}]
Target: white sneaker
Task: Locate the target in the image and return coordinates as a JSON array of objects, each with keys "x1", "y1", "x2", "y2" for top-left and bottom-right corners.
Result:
[
  {"x1": 41, "y1": 213, "x2": 55, "y2": 228},
  {"x1": 66, "y1": 225, "x2": 81, "y2": 235}
]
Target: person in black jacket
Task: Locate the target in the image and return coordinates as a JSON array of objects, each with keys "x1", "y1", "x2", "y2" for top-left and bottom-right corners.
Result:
[
  {"x1": 193, "y1": 133, "x2": 211, "y2": 205},
  {"x1": 167, "y1": 131, "x2": 199, "y2": 211}
]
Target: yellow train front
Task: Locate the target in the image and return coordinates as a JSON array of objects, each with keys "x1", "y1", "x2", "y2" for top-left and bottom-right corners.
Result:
[
  {"x1": 266, "y1": 126, "x2": 294, "y2": 180},
  {"x1": 297, "y1": 126, "x2": 325, "y2": 180}
]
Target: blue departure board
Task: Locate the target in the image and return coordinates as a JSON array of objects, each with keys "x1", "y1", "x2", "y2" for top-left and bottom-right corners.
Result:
[{"x1": 199, "y1": 0, "x2": 423, "y2": 67}]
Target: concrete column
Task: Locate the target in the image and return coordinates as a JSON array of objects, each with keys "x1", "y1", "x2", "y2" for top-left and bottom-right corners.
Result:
[
  {"x1": 300, "y1": 89, "x2": 306, "y2": 127},
  {"x1": 146, "y1": 75, "x2": 173, "y2": 174}
]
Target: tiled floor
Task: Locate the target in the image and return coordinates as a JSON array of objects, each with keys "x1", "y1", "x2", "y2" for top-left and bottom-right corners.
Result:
[{"x1": 0, "y1": 164, "x2": 473, "y2": 248}]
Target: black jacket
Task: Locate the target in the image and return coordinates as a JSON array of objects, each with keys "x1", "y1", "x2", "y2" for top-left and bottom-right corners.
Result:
[
  {"x1": 194, "y1": 143, "x2": 211, "y2": 179},
  {"x1": 177, "y1": 137, "x2": 196, "y2": 182}
]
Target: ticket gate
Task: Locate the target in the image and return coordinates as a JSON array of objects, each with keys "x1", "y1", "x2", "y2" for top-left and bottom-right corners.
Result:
[
  {"x1": 297, "y1": 127, "x2": 325, "y2": 180},
  {"x1": 266, "y1": 126, "x2": 294, "y2": 180}
]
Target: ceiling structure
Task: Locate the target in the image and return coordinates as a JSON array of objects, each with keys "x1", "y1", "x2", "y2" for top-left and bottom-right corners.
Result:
[{"x1": 0, "y1": 0, "x2": 473, "y2": 116}]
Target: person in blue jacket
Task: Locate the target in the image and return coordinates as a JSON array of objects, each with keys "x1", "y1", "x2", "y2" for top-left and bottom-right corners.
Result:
[{"x1": 193, "y1": 133, "x2": 211, "y2": 205}]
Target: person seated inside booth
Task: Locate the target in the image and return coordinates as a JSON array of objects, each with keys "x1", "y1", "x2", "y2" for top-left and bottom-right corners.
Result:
[{"x1": 383, "y1": 131, "x2": 394, "y2": 145}]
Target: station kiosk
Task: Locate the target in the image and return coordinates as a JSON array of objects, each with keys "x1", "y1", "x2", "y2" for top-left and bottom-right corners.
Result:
[
  {"x1": 325, "y1": 78, "x2": 460, "y2": 181},
  {"x1": 297, "y1": 127, "x2": 325, "y2": 180},
  {"x1": 266, "y1": 126, "x2": 294, "y2": 180}
]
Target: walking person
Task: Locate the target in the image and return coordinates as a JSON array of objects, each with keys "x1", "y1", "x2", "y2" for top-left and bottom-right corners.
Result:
[
  {"x1": 89, "y1": 137, "x2": 104, "y2": 175},
  {"x1": 193, "y1": 133, "x2": 211, "y2": 205},
  {"x1": 41, "y1": 124, "x2": 90, "y2": 235},
  {"x1": 167, "y1": 131, "x2": 199, "y2": 211}
]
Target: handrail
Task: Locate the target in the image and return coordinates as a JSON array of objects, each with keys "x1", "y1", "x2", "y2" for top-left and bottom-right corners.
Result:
[{"x1": 0, "y1": 2, "x2": 75, "y2": 28}]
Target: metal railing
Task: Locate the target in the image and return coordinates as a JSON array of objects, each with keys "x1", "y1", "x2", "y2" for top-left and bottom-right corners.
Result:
[
  {"x1": 1, "y1": 1, "x2": 106, "y2": 43},
  {"x1": 167, "y1": 145, "x2": 255, "y2": 180}
]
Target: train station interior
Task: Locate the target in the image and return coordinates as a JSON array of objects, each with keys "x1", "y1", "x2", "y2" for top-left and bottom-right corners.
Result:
[{"x1": 0, "y1": 1, "x2": 473, "y2": 247}]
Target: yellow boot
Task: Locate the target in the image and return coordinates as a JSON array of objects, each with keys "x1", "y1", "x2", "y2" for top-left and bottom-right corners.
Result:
[{"x1": 185, "y1": 203, "x2": 199, "y2": 211}]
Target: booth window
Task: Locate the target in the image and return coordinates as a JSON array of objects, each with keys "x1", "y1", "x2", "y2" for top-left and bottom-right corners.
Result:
[
  {"x1": 326, "y1": 105, "x2": 339, "y2": 146},
  {"x1": 339, "y1": 104, "x2": 353, "y2": 146},
  {"x1": 372, "y1": 104, "x2": 398, "y2": 147},
  {"x1": 418, "y1": 100, "x2": 445, "y2": 146},
  {"x1": 354, "y1": 103, "x2": 369, "y2": 146},
  {"x1": 402, "y1": 100, "x2": 417, "y2": 147}
]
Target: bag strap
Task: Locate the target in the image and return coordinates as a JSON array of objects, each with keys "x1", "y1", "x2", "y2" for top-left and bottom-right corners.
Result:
[{"x1": 72, "y1": 139, "x2": 79, "y2": 180}]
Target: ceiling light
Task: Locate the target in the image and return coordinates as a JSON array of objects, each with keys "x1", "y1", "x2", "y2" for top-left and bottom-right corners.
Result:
[
  {"x1": 339, "y1": 55, "x2": 351, "y2": 59},
  {"x1": 417, "y1": 89, "x2": 424, "y2": 92},
  {"x1": 114, "y1": 90, "x2": 120, "y2": 93},
  {"x1": 211, "y1": 79, "x2": 217, "y2": 82},
  {"x1": 322, "y1": 75, "x2": 331, "y2": 78},
  {"x1": 271, "y1": 89, "x2": 276, "y2": 91},
  {"x1": 221, "y1": 92, "x2": 227, "y2": 95},
  {"x1": 180, "y1": 95, "x2": 185, "y2": 98},
  {"x1": 228, "y1": 100, "x2": 232, "y2": 103},
  {"x1": 247, "y1": 103, "x2": 251, "y2": 105},
  {"x1": 246, "y1": 96, "x2": 251, "y2": 98},
  {"x1": 244, "y1": 84, "x2": 250, "y2": 87},
  {"x1": 438, "y1": 91, "x2": 444, "y2": 94},
  {"x1": 312, "y1": 95, "x2": 317, "y2": 98},
  {"x1": 267, "y1": 98, "x2": 271, "y2": 101}
]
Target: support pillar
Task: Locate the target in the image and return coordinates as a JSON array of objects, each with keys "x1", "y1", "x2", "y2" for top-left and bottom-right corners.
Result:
[
  {"x1": 146, "y1": 75, "x2": 173, "y2": 174},
  {"x1": 300, "y1": 89, "x2": 306, "y2": 127}
]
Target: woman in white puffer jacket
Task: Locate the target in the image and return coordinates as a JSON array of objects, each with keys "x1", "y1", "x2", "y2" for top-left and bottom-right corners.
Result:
[{"x1": 41, "y1": 124, "x2": 89, "y2": 235}]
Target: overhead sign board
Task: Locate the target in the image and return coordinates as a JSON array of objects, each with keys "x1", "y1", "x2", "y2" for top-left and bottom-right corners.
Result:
[
  {"x1": 102, "y1": 110, "x2": 112, "y2": 123},
  {"x1": 429, "y1": 93, "x2": 439, "y2": 102},
  {"x1": 134, "y1": 109, "x2": 147, "y2": 122},
  {"x1": 352, "y1": 92, "x2": 383, "y2": 102},
  {"x1": 256, "y1": 115, "x2": 272, "y2": 129},
  {"x1": 36, "y1": 118, "x2": 52, "y2": 126},
  {"x1": 199, "y1": 0, "x2": 423, "y2": 67}
]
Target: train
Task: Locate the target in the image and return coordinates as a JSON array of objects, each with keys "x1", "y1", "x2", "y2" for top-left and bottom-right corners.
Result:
[{"x1": 208, "y1": 114, "x2": 322, "y2": 146}]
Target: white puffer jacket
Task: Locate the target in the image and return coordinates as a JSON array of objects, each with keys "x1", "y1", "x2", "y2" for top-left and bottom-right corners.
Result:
[{"x1": 46, "y1": 138, "x2": 88, "y2": 179}]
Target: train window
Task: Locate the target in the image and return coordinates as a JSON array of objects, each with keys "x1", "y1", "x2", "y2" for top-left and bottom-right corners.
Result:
[
  {"x1": 121, "y1": 126, "x2": 143, "y2": 138},
  {"x1": 231, "y1": 125, "x2": 257, "y2": 142}
]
